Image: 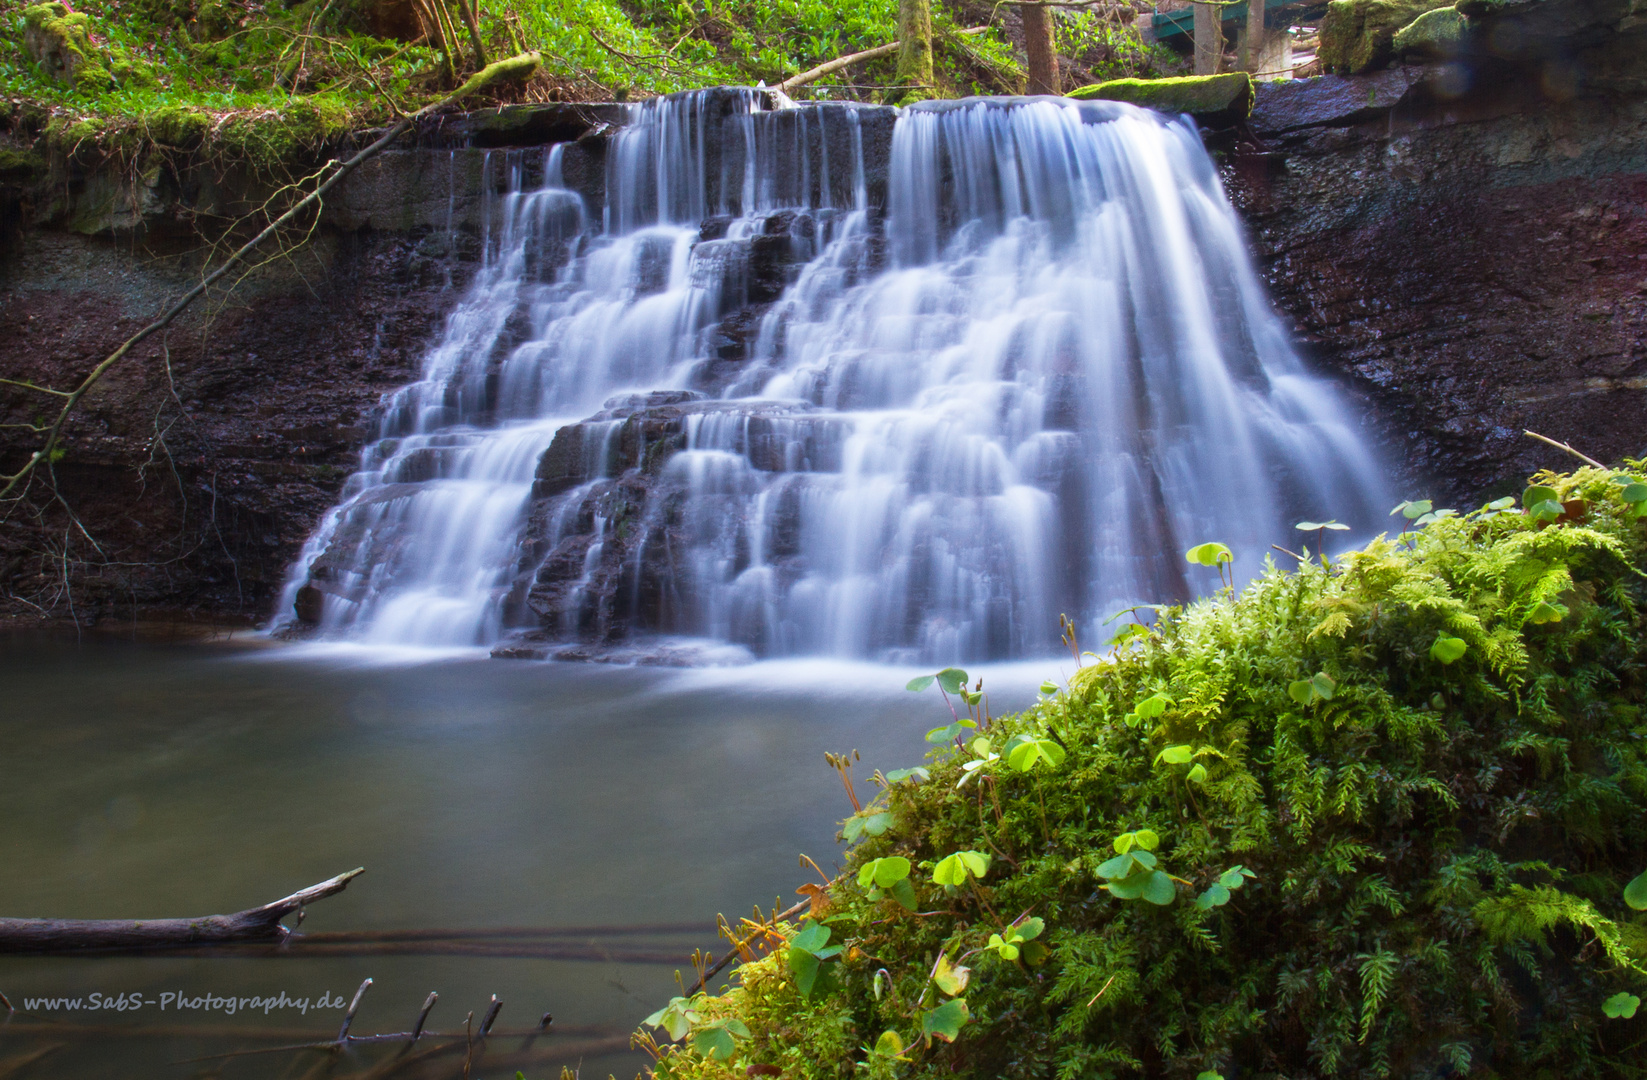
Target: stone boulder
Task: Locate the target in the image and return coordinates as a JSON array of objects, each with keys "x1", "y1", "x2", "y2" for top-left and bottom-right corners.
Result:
[
  {"x1": 1067, "y1": 73, "x2": 1254, "y2": 125},
  {"x1": 1318, "y1": 0, "x2": 1456, "y2": 73},
  {"x1": 1392, "y1": 5, "x2": 1467, "y2": 57},
  {"x1": 23, "y1": 2, "x2": 111, "y2": 89}
]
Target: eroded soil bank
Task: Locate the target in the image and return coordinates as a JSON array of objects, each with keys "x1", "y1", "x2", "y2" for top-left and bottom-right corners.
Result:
[{"x1": 1, "y1": 6, "x2": 1643, "y2": 632}]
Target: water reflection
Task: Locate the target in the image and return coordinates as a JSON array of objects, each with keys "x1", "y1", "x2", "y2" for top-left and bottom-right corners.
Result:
[{"x1": 0, "y1": 642, "x2": 1040, "y2": 1078}]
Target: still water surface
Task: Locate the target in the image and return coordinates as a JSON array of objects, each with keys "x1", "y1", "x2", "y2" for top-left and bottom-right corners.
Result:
[{"x1": 0, "y1": 642, "x2": 1044, "y2": 1078}]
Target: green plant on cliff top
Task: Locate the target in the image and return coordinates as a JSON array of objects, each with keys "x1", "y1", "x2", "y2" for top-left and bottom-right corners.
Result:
[{"x1": 644, "y1": 465, "x2": 1647, "y2": 1080}]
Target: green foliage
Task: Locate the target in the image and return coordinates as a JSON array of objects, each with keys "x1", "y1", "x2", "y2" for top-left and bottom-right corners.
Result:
[
  {"x1": 1628, "y1": 869, "x2": 1647, "y2": 911},
  {"x1": 985, "y1": 916, "x2": 1044, "y2": 961},
  {"x1": 2, "y1": 0, "x2": 441, "y2": 169},
  {"x1": 645, "y1": 466, "x2": 1647, "y2": 1080},
  {"x1": 919, "y1": 996, "x2": 969, "y2": 1043},
  {"x1": 931, "y1": 850, "x2": 989, "y2": 887},
  {"x1": 787, "y1": 919, "x2": 844, "y2": 998},
  {"x1": 1054, "y1": 10, "x2": 1184, "y2": 82},
  {"x1": 1185, "y1": 541, "x2": 1233, "y2": 567}
]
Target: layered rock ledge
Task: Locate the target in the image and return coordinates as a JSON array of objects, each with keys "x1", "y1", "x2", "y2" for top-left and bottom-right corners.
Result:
[{"x1": 2, "y1": 4, "x2": 1643, "y2": 630}]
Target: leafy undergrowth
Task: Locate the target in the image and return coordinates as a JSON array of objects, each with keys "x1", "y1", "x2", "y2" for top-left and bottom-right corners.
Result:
[
  {"x1": 0, "y1": 0, "x2": 1179, "y2": 173},
  {"x1": 643, "y1": 466, "x2": 1647, "y2": 1080}
]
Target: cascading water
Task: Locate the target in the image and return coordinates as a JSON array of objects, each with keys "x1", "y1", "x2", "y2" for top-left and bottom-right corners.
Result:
[{"x1": 275, "y1": 89, "x2": 1388, "y2": 660}]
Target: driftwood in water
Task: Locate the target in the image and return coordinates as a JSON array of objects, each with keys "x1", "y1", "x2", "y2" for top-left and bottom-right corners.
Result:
[{"x1": 0, "y1": 868, "x2": 363, "y2": 953}]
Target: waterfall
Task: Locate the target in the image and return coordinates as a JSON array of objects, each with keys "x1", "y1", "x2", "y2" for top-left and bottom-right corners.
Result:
[{"x1": 275, "y1": 89, "x2": 1387, "y2": 661}]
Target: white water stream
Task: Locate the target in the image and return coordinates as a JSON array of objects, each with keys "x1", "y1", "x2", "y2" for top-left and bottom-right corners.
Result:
[{"x1": 274, "y1": 90, "x2": 1386, "y2": 659}]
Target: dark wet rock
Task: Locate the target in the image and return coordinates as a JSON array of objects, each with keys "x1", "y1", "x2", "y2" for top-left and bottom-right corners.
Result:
[
  {"x1": 442, "y1": 103, "x2": 628, "y2": 149},
  {"x1": 1226, "y1": 22, "x2": 1647, "y2": 504},
  {"x1": 1249, "y1": 68, "x2": 1426, "y2": 133}
]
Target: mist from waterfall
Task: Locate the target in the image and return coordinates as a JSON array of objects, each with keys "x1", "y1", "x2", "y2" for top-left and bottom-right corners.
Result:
[{"x1": 274, "y1": 90, "x2": 1387, "y2": 660}]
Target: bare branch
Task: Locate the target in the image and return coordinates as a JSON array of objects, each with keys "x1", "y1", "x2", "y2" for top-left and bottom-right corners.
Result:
[
  {"x1": 0, "y1": 52, "x2": 542, "y2": 504},
  {"x1": 1523, "y1": 429, "x2": 1606, "y2": 470},
  {"x1": 780, "y1": 26, "x2": 988, "y2": 94}
]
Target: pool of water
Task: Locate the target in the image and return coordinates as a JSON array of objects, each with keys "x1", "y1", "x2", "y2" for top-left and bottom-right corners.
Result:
[{"x1": 0, "y1": 641, "x2": 1048, "y2": 1079}]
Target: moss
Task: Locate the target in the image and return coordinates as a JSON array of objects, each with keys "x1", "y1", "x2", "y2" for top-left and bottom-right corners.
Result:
[
  {"x1": 108, "y1": 53, "x2": 160, "y2": 89},
  {"x1": 649, "y1": 950, "x2": 862, "y2": 1080},
  {"x1": 43, "y1": 113, "x2": 107, "y2": 157},
  {"x1": 647, "y1": 465, "x2": 1647, "y2": 1079},
  {"x1": 1318, "y1": 0, "x2": 1457, "y2": 73},
  {"x1": 142, "y1": 104, "x2": 213, "y2": 150},
  {"x1": 213, "y1": 96, "x2": 354, "y2": 169},
  {"x1": 23, "y1": 2, "x2": 115, "y2": 90},
  {"x1": 451, "y1": 50, "x2": 543, "y2": 99},
  {"x1": 1068, "y1": 72, "x2": 1253, "y2": 121},
  {"x1": 1393, "y1": 5, "x2": 1467, "y2": 56},
  {"x1": 0, "y1": 147, "x2": 48, "y2": 181}
]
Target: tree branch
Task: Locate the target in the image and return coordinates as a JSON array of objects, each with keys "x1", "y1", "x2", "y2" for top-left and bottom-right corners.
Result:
[
  {"x1": 0, "y1": 868, "x2": 364, "y2": 953},
  {"x1": 1524, "y1": 429, "x2": 1606, "y2": 470},
  {"x1": 0, "y1": 52, "x2": 541, "y2": 504},
  {"x1": 780, "y1": 26, "x2": 987, "y2": 94}
]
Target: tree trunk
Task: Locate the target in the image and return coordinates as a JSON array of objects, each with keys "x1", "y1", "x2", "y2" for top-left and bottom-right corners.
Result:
[
  {"x1": 458, "y1": 0, "x2": 489, "y2": 72},
  {"x1": 896, "y1": 0, "x2": 934, "y2": 94},
  {"x1": 1193, "y1": 1, "x2": 1221, "y2": 76},
  {"x1": 1240, "y1": 0, "x2": 1266, "y2": 72},
  {"x1": 1021, "y1": 3, "x2": 1059, "y2": 95}
]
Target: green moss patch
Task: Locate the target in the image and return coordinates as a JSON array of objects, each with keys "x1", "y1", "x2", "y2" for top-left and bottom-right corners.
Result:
[
  {"x1": 643, "y1": 465, "x2": 1647, "y2": 1080},
  {"x1": 0, "y1": 146, "x2": 48, "y2": 180},
  {"x1": 1068, "y1": 72, "x2": 1253, "y2": 122},
  {"x1": 1394, "y1": 5, "x2": 1467, "y2": 57},
  {"x1": 1319, "y1": 0, "x2": 1457, "y2": 73}
]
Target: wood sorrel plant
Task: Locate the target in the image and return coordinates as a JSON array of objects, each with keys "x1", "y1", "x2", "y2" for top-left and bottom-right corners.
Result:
[{"x1": 646, "y1": 465, "x2": 1647, "y2": 1080}]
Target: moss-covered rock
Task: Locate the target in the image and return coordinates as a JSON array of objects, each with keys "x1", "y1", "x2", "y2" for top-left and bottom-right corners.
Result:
[
  {"x1": 0, "y1": 146, "x2": 48, "y2": 182},
  {"x1": 1318, "y1": 0, "x2": 1456, "y2": 73},
  {"x1": 23, "y1": 2, "x2": 114, "y2": 90},
  {"x1": 1393, "y1": 4, "x2": 1467, "y2": 57},
  {"x1": 641, "y1": 465, "x2": 1647, "y2": 1080},
  {"x1": 1067, "y1": 72, "x2": 1254, "y2": 123},
  {"x1": 214, "y1": 97, "x2": 354, "y2": 169}
]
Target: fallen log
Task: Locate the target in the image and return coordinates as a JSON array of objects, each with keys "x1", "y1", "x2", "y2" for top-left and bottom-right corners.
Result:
[{"x1": 0, "y1": 868, "x2": 363, "y2": 953}]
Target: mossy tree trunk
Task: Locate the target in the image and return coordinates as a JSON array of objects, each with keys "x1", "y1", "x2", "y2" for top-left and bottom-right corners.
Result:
[
  {"x1": 1193, "y1": 0, "x2": 1221, "y2": 75},
  {"x1": 896, "y1": 0, "x2": 934, "y2": 95},
  {"x1": 1021, "y1": 2, "x2": 1058, "y2": 95}
]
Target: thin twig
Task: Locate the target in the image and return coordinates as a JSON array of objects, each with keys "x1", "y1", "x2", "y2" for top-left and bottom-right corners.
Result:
[
  {"x1": 684, "y1": 898, "x2": 811, "y2": 996},
  {"x1": 1524, "y1": 429, "x2": 1605, "y2": 469},
  {"x1": 411, "y1": 992, "x2": 439, "y2": 1040},
  {"x1": 337, "y1": 978, "x2": 373, "y2": 1042},
  {"x1": 0, "y1": 53, "x2": 540, "y2": 504}
]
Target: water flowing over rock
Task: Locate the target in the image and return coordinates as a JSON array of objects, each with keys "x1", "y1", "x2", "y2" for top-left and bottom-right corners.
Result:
[{"x1": 275, "y1": 88, "x2": 1387, "y2": 661}]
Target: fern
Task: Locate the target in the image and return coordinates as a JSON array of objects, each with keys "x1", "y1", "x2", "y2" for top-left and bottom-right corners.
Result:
[{"x1": 651, "y1": 467, "x2": 1647, "y2": 1080}]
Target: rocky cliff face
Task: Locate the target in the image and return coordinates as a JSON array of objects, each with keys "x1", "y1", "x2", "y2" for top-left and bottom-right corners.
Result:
[
  {"x1": 0, "y1": 113, "x2": 612, "y2": 631},
  {"x1": 2, "y1": 8, "x2": 1643, "y2": 633},
  {"x1": 1223, "y1": 0, "x2": 1647, "y2": 500}
]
